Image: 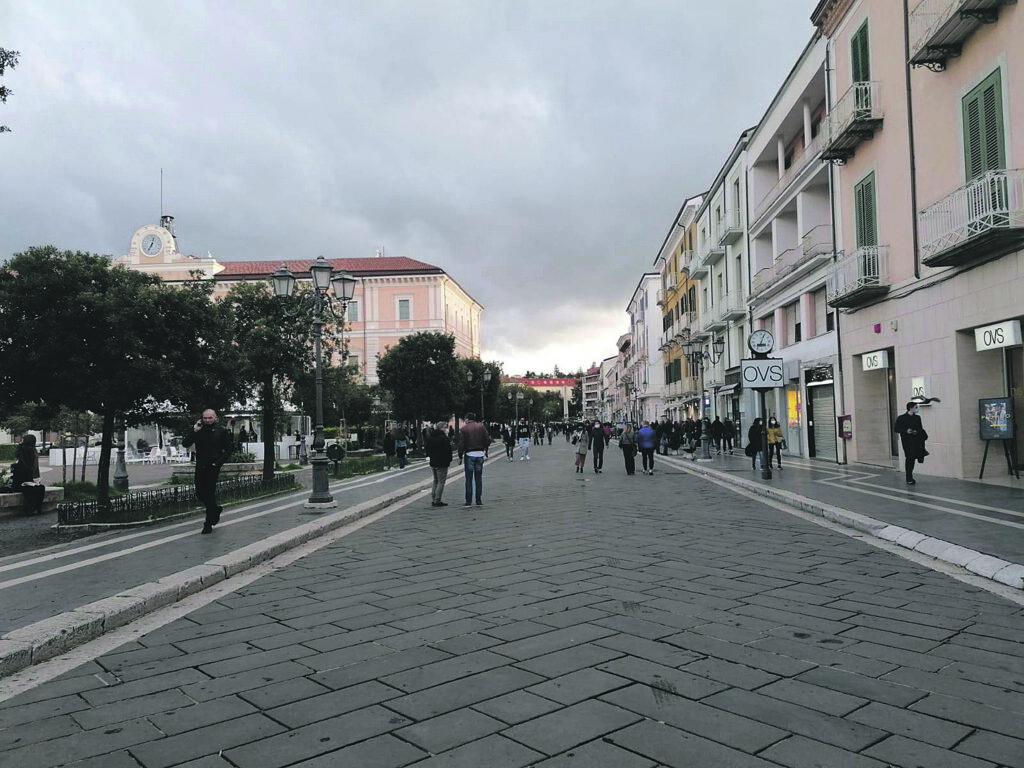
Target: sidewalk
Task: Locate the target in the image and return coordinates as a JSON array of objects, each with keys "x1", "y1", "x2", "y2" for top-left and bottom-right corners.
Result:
[{"x1": 2, "y1": 439, "x2": 1023, "y2": 767}]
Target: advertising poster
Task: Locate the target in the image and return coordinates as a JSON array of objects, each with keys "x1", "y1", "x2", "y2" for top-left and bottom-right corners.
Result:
[{"x1": 979, "y1": 397, "x2": 1014, "y2": 440}]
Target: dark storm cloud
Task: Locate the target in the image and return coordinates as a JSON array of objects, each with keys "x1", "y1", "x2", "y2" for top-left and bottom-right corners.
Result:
[{"x1": 1, "y1": 0, "x2": 814, "y2": 373}]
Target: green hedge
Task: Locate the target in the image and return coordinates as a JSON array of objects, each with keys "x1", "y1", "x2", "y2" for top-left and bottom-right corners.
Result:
[
  {"x1": 0, "y1": 444, "x2": 17, "y2": 461},
  {"x1": 328, "y1": 454, "x2": 388, "y2": 479}
]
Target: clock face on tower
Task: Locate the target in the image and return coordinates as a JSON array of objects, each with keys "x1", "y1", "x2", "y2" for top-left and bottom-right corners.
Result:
[
  {"x1": 748, "y1": 329, "x2": 775, "y2": 354},
  {"x1": 141, "y1": 233, "x2": 163, "y2": 256}
]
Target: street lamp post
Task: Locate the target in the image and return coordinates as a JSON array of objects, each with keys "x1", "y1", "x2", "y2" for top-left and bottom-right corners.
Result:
[
  {"x1": 468, "y1": 369, "x2": 492, "y2": 423},
  {"x1": 684, "y1": 335, "x2": 726, "y2": 460},
  {"x1": 271, "y1": 256, "x2": 356, "y2": 509}
]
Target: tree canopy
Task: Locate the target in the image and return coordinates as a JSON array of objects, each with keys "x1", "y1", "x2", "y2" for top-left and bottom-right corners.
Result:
[
  {"x1": 0, "y1": 48, "x2": 19, "y2": 133},
  {"x1": 376, "y1": 332, "x2": 460, "y2": 422}
]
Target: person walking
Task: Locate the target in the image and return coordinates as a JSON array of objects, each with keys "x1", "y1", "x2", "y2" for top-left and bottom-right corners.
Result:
[
  {"x1": 11, "y1": 434, "x2": 45, "y2": 515},
  {"x1": 894, "y1": 401, "x2": 928, "y2": 485},
  {"x1": 572, "y1": 425, "x2": 589, "y2": 473},
  {"x1": 766, "y1": 417, "x2": 784, "y2": 469},
  {"x1": 589, "y1": 420, "x2": 607, "y2": 473},
  {"x1": 618, "y1": 423, "x2": 638, "y2": 475},
  {"x1": 501, "y1": 423, "x2": 515, "y2": 461},
  {"x1": 710, "y1": 416, "x2": 724, "y2": 454},
  {"x1": 746, "y1": 418, "x2": 765, "y2": 471},
  {"x1": 516, "y1": 418, "x2": 531, "y2": 461},
  {"x1": 458, "y1": 413, "x2": 491, "y2": 506},
  {"x1": 425, "y1": 421, "x2": 453, "y2": 507},
  {"x1": 637, "y1": 421, "x2": 657, "y2": 475},
  {"x1": 383, "y1": 428, "x2": 396, "y2": 469},
  {"x1": 723, "y1": 417, "x2": 736, "y2": 454},
  {"x1": 182, "y1": 409, "x2": 233, "y2": 534},
  {"x1": 394, "y1": 426, "x2": 409, "y2": 469}
]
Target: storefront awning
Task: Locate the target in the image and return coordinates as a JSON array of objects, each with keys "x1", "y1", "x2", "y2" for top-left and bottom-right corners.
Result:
[{"x1": 717, "y1": 383, "x2": 739, "y2": 396}]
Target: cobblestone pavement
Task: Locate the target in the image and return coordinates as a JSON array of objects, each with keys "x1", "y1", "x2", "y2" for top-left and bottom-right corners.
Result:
[{"x1": 2, "y1": 442, "x2": 1023, "y2": 767}]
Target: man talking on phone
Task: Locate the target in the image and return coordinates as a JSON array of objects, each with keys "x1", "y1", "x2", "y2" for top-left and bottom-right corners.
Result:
[{"x1": 182, "y1": 409, "x2": 234, "y2": 533}]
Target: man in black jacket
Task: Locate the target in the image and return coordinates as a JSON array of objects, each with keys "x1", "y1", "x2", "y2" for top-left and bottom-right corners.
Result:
[
  {"x1": 182, "y1": 409, "x2": 234, "y2": 533},
  {"x1": 589, "y1": 421, "x2": 608, "y2": 473},
  {"x1": 894, "y1": 401, "x2": 928, "y2": 485},
  {"x1": 425, "y1": 421, "x2": 454, "y2": 507}
]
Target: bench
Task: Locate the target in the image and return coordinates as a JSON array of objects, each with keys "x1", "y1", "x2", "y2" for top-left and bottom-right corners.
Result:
[{"x1": 0, "y1": 486, "x2": 66, "y2": 516}]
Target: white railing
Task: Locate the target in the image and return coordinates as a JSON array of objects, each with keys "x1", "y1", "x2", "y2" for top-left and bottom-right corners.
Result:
[
  {"x1": 718, "y1": 209, "x2": 743, "y2": 244},
  {"x1": 656, "y1": 288, "x2": 667, "y2": 306},
  {"x1": 828, "y1": 245, "x2": 890, "y2": 302},
  {"x1": 752, "y1": 265, "x2": 774, "y2": 295},
  {"x1": 828, "y1": 82, "x2": 881, "y2": 142},
  {"x1": 773, "y1": 247, "x2": 804, "y2": 280},
  {"x1": 802, "y1": 224, "x2": 833, "y2": 257},
  {"x1": 753, "y1": 131, "x2": 826, "y2": 223},
  {"x1": 919, "y1": 169, "x2": 1024, "y2": 260},
  {"x1": 909, "y1": 0, "x2": 965, "y2": 59}
]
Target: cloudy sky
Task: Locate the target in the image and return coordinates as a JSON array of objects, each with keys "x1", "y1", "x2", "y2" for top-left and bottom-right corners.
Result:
[{"x1": 1, "y1": 0, "x2": 815, "y2": 375}]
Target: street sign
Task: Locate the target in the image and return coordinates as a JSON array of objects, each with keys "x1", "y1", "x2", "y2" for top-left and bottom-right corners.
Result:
[{"x1": 741, "y1": 358, "x2": 784, "y2": 390}]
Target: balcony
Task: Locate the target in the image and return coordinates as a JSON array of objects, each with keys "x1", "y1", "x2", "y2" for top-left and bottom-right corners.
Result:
[
  {"x1": 909, "y1": 0, "x2": 1014, "y2": 71},
  {"x1": 827, "y1": 245, "x2": 891, "y2": 308},
  {"x1": 700, "y1": 239, "x2": 727, "y2": 266},
  {"x1": 822, "y1": 82, "x2": 883, "y2": 162},
  {"x1": 802, "y1": 224, "x2": 833, "y2": 258},
  {"x1": 702, "y1": 302, "x2": 726, "y2": 332},
  {"x1": 719, "y1": 292, "x2": 747, "y2": 321},
  {"x1": 689, "y1": 257, "x2": 709, "y2": 280},
  {"x1": 718, "y1": 209, "x2": 744, "y2": 246},
  {"x1": 752, "y1": 133, "x2": 826, "y2": 225},
  {"x1": 656, "y1": 288, "x2": 668, "y2": 307},
  {"x1": 752, "y1": 265, "x2": 775, "y2": 296},
  {"x1": 919, "y1": 169, "x2": 1024, "y2": 268}
]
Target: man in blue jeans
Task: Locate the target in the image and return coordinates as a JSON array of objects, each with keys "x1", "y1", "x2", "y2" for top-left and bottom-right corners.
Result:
[{"x1": 458, "y1": 413, "x2": 491, "y2": 507}]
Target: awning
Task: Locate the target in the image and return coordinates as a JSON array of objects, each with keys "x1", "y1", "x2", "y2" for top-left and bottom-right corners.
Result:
[{"x1": 716, "y1": 383, "x2": 739, "y2": 396}]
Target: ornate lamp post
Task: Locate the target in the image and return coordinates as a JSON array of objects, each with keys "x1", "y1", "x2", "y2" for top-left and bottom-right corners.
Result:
[
  {"x1": 684, "y1": 335, "x2": 726, "y2": 460},
  {"x1": 468, "y1": 369, "x2": 492, "y2": 422},
  {"x1": 271, "y1": 256, "x2": 356, "y2": 508}
]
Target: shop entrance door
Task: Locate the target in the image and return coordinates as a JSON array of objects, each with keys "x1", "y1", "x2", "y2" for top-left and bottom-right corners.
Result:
[
  {"x1": 1009, "y1": 347, "x2": 1023, "y2": 470},
  {"x1": 807, "y1": 383, "x2": 837, "y2": 460}
]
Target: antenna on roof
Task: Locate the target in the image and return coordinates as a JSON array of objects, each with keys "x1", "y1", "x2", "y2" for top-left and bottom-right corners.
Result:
[
  {"x1": 160, "y1": 168, "x2": 163, "y2": 217},
  {"x1": 375, "y1": 246, "x2": 385, "y2": 258}
]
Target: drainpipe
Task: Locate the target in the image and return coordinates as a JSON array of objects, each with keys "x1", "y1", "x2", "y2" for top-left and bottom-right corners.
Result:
[
  {"x1": 825, "y1": 39, "x2": 848, "y2": 466},
  {"x1": 902, "y1": 0, "x2": 921, "y2": 279}
]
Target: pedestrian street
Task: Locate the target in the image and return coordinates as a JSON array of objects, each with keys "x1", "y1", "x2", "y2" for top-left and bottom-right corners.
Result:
[{"x1": 1, "y1": 438, "x2": 1023, "y2": 767}]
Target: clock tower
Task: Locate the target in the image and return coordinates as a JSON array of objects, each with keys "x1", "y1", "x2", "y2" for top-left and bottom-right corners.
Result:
[{"x1": 119, "y1": 215, "x2": 223, "y2": 282}]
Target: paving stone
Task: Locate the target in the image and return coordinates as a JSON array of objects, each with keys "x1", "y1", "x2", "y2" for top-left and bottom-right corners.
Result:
[
  {"x1": 955, "y1": 730, "x2": 1024, "y2": 768},
  {"x1": 394, "y1": 708, "x2": 505, "y2": 753},
  {"x1": 380, "y1": 649, "x2": 511, "y2": 693},
  {"x1": 910, "y1": 692, "x2": 1024, "y2": 738},
  {"x1": 197, "y1": 644, "x2": 320, "y2": 678},
  {"x1": 605, "y1": 719, "x2": 778, "y2": 768},
  {"x1": 591, "y1": 632, "x2": 701, "y2": 668},
  {"x1": 59, "y1": 750, "x2": 148, "y2": 768},
  {"x1": 748, "y1": 636, "x2": 898, "y2": 677},
  {"x1": 513, "y1": 642, "x2": 622, "y2": 678},
  {"x1": 267, "y1": 679, "x2": 402, "y2": 728},
  {"x1": 591, "y1": 614, "x2": 681, "y2": 639},
  {"x1": 601, "y1": 682, "x2": 787, "y2": 753},
  {"x1": 429, "y1": 631, "x2": 503, "y2": 655},
  {"x1": 704, "y1": 687, "x2": 887, "y2": 752},
  {"x1": 310, "y1": 645, "x2": 450, "y2": 689},
  {"x1": 846, "y1": 700, "x2": 973, "y2": 748},
  {"x1": 531, "y1": 738, "x2": 658, "y2": 767},
  {"x1": 110, "y1": 642, "x2": 259, "y2": 683},
  {"x1": 0, "y1": 693, "x2": 91, "y2": 729},
  {"x1": 758, "y1": 734, "x2": 890, "y2": 768},
  {"x1": 663, "y1": 631, "x2": 816, "y2": 677},
  {"x1": 840, "y1": 641, "x2": 950, "y2": 672},
  {"x1": 596, "y1": 655, "x2": 728, "y2": 700},
  {"x1": 0, "y1": 713, "x2": 80, "y2": 750},
  {"x1": 81, "y1": 668, "x2": 211, "y2": 707},
  {"x1": 301, "y1": 624, "x2": 402, "y2": 653},
  {"x1": 840, "y1": 625, "x2": 942, "y2": 653},
  {"x1": 526, "y1": 667, "x2": 630, "y2": 705},
  {"x1": 237, "y1": 676, "x2": 331, "y2": 710},
  {"x1": 145, "y1": 694, "x2": 259, "y2": 736},
  {"x1": 2, "y1": 717, "x2": 162, "y2": 768},
  {"x1": 299, "y1": 640, "x2": 396, "y2": 673},
  {"x1": 501, "y1": 698, "x2": 640, "y2": 756},
  {"x1": 680, "y1": 656, "x2": 779, "y2": 690},
  {"x1": 405, "y1": 733, "x2": 544, "y2": 767},
  {"x1": 222, "y1": 705, "x2": 412, "y2": 768},
  {"x1": 470, "y1": 689, "x2": 562, "y2": 724},
  {"x1": 386, "y1": 666, "x2": 543, "y2": 720},
  {"x1": 796, "y1": 667, "x2": 926, "y2": 708},
  {"x1": 179, "y1": 661, "x2": 313, "y2": 702},
  {"x1": 862, "y1": 734, "x2": 997, "y2": 768},
  {"x1": 284, "y1": 733, "x2": 426, "y2": 768},
  {"x1": 927, "y1": 641, "x2": 1024, "y2": 674},
  {"x1": 756, "y1": 678, "x2": 867, "y2": 717},
  {"x1": 71, "y1": 688, "x2": 194, "y2": 730}
]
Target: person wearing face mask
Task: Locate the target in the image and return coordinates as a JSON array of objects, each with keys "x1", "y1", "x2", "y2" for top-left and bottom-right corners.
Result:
[
  {"x1": 894, "y1": 401, "x2": 929, "y2": 485},
  {"x1": 589, "y1": 420, "x2": 608, "y2": 473},
  {"x1": 766, "y1": 417, "x2": 784, "y2": 469}
]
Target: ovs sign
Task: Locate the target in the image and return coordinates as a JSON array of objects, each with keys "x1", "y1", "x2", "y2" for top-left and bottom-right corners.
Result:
[
  {"x1": 975, "y1": 320, "x2": 1022, "y2": 352},
  {"x1": 741, "y1": 358, "x2": 784, "y2": 390}
]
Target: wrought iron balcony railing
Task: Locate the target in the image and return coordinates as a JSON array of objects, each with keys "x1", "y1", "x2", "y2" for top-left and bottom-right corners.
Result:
[
  {"x1": 827, "y1": 245, "x2": 891, "y2": 308},
  {"x1": 822, "y1": 82, "x2": 883, "y2": 162},
  {"x1": 909, "y1": 0, "x2": 1013, "y2": 71}
]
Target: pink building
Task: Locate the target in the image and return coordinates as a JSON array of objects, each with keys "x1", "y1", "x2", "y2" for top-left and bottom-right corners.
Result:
[
  {"x1": 119, "y1": 221, "x2": 483, "y2": 384},
  {"x1": 813, "y1": 0, "x2": 1023, "y2": 483}
]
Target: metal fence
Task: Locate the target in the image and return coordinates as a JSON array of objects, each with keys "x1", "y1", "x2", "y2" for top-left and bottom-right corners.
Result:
[{"x1": 57, "y1": 473, "x2": 298, "y2": 527}]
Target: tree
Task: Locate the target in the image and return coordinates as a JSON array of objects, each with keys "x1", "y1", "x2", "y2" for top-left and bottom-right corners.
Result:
[
  {"x1": 292, "y1": 363, "x2": 374, "y2": 436},
  {"x1": 376, "y1": 332, "x2": 459, "y2": 424},
  {"x1": 0, "y1": 48, "x2": 19, "y2": 133},
  {"x1": 0, "y1": 247, "x2": 235, "y2": 499},
  {"x1": 222, "y1": 282, "x2": 318, "y2": 479},
  {"x1": 455, "y1": 358, "x2": 502, "y2": 423}
]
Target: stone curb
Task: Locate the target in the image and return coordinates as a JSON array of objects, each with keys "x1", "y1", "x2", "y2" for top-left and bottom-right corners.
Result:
[
  {"x1": 673, "y1": 459, "x2": 1024, "y2": 592},
  {"x1": 0, "y1": 481, "x2": 428, "y2": 679}
]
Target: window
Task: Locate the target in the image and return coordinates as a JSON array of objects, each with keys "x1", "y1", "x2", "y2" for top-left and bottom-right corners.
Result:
[
  {"x1": 851, "y1": 21, "x2": 870, "y2": 83},
  {"x1": 348, "y1": 354, "x2": 359, "y2": 373},
  {"x1": 397, "y1": 298, "x2": 411, "y2": 321},
  {"x1": 854, "y1": 172, "x2": 877, "y2": 248},
  {"x1": 347, "y1": 300, "x2": 359, "y2": 323},
  {"x1": 762, "y1": 314, "x2": 775, "y2": 340},
  {"x1": 826, "y1": 311, "x2": 835, "y2": 332},
  {"x1": 785, "y1": 302, "x2": 799, "y2": 346},
  {"x1": 963, "y1": 69, "x2": 1005, "y2": 181},
  {"x1": 813, "y1": 288, "x2": 828, "y2": 336}
]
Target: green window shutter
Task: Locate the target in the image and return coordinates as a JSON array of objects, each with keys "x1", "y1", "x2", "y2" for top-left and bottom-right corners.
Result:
[
  {"x1": 963, "y1": 69, "x2": 1005, "y2": 180},
  {"x1": 851, "y1": 22, "x2": 870, "y2": 83},
  {"x1": 854, "y1": 173, "x2": 877, "y2": 248}
]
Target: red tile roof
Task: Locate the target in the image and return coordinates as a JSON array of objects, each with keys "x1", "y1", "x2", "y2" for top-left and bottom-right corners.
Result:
[{"x1": 215, "y1": 256, "x2": 444, "y2": 279}]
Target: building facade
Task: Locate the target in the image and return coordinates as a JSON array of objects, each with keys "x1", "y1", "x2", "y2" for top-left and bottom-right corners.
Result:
[
  {"x1": 626, "y1": 273, "x2": 665, "y2": 424},
  {"x1": 118, "y1": 219, "x2": 484, "y2": 385}
]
